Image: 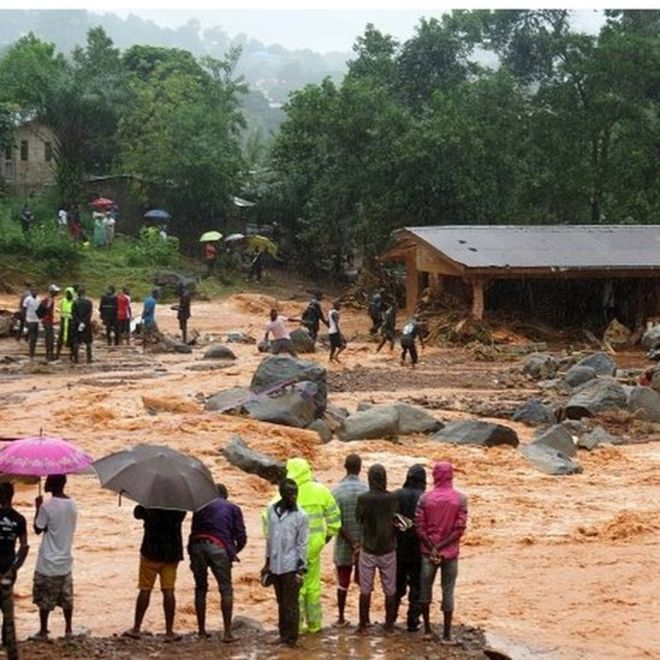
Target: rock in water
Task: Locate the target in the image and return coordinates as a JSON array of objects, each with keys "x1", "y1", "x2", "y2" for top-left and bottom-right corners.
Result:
[
  {"x1": 220, "y1": 435, "x2": 285, "y2": 483},
  {"x1": 521, "y1": 444, "x2": 583, "y2": 475},
  {"x1": 512, "y1": 399, "x2": 555, "y2": 427},
  {"x1": 531, "y1": 424, "x2": 577, "y2": 457},
  {"x1": 575, "y1": 352, "x2": 616, "y2": 376},
  {"x1": 565, "y1": 377, "x2": 627, "y2": 419},
  {"x1": 243, "y1": 381, "x2": 319, "y2": 428},
  {"x1": 250, "y1": 355, "x2": 327, "y2": 412},
  {"x1": 290, "y1": 328, "x2": 315, "y2": 353},
  {"x1": 203, "y1": 344, "x2": 237, "y2": 360},
  {"x1": 394, "y1": 403, "x2": 444, "y2": 434},
  {"x1": 522, "y1": 353, "x2": 558, "y2": 381},
  {"x1": 431, "y1": 420, "x2": 519, "y2": 448},
  {"x1": 337, "y1": 405, "x2": 400, "y2": 441},
  {"x1": 578, "y1": 426, "x2": 621, "y2": 449},
  {"x1": 628, "y1": 386, "x2": 660, "y2": 423},
  {"x1": 307, "y1": 418, "x2": 333, "y2": 443},
  {"x1": 205, "y1": 386, "x2": 252, "y2": 413},
  {"x1": 563, "y1": 365, "x2": 597, "y2": 388}
]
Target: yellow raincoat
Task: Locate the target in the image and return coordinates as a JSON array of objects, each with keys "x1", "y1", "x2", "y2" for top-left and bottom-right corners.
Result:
[
  {"x1": 59, "y1": 287, "x2": 75, "y2": 345},
  {"x1": 263, "y1": 458, "x2": 340, "y2": 633}
]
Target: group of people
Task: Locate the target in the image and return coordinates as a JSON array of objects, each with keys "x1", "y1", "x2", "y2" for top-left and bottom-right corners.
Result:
[
  {"x1": 55, "y1": 204, "x2": 86, "y2": 242},
  {"x1": 91, "y1": 211, "x2": 117, "y2": 248},
  {"x1": 0, "y1": 455, "x2": 466, "y2": 655}
]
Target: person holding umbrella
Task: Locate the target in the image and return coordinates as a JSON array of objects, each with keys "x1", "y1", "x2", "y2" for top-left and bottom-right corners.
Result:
[
  {"x1": 125, "y1": 505, "x2": 186, "y2": 642},
  {"x1": 33, "y1": 475, "x2": 78, "y2": 639},
  {"x1": 0, "y1": 482, "x2": 29, "y2": 660}
]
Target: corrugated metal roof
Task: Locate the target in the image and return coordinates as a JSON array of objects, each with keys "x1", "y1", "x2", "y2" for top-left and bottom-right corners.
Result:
[{"x1": 404, "y1": 225, "x2": 660, "y2": 269}]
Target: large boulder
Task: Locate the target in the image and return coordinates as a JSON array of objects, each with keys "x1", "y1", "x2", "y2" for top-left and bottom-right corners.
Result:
[
  {"x1": 565, "y1": 377, "x2": 628, "y2": 419},
  {"x1": 641, "y1": 325, "x2": 660, "y2": 350},
  {"x1": 225, "y1": 330, "x2": 255, "y2": 344},
  {"x1": 628, "y1": 386, "x2": 660, "y2": 423},
  {"x1": 203, "y1": 344, "x2": 237, "y2": 360},
  {"x1": 531, "y1": 424, "x2": 577, "y2": 457},
  {"x1": 604, "y1": 319, "x2": 631, "y2": 347},
  {"x1": 250, "y1": 356, "x2": 327, "y2": 412},
  {"x1": 431, "y1": 420, "x2": 519, "y2": 448},
  {"x1": 290, "y1": 328, "x2": 315, "y2": 354},
  {"x1": 244, "y1": 381, "x2": 319, "y2": 428},
  {"x1": 307, "y1": 418, "x2": 333, "y2": 443},
  {"x1": 522, "y1": 353, "x2": 558, "y2": 381},
  {"x1": 394, "y1": 403, "x2": 444, "y2": 434},
  {"x1": 521, "y1": 444, "x2": 583, "y2": 476},
  {"x1": 205, "y1": 386, "x2": 252, "y2": 413},
  {"x1": 563, "y1": 365, "x2": 597, "y2": 388},
  {"x1": 337, "y1": 405, "x2": 400, "y2": 442},
  {"x1": 151, "y1": 332, "x2": 192, "y2": 353},
  {"x1": 512, "y1": 399, "x2": 555, "y2": 427},
  {"x1": 578, "y1": 426, "x2": 622, "y2": 449},
  {"x1": 575, "y1": 352, "x2": 616, "y2": 376},
  {"x1": 220, "y1": 435, "x2": 284, "y2": 484}
]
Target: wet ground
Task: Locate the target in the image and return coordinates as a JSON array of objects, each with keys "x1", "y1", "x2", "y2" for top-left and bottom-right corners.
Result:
[{"x1": 0, "y1": 290, "x2": 658, "y2": 659}]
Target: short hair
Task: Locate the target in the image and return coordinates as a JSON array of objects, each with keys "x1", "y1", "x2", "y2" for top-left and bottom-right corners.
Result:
[
  {"x1": 45, "y1": 474, "x2": 67, "y2": 492},
  {"x1": 0, "y1": 482, "x2": 14, "y2": 504},
  {"x1": 216, "y1": 483, "x2": 228, "y2": 499},
  {"x1": 344, "y1": 453, "x2": 362, "y2": 474},
  {"x1": 279, "y1": 478, "x2": 298, "y2": 496}
]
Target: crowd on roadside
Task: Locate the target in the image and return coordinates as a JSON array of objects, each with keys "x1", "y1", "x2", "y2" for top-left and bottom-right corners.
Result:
[{"x1": 0, "y1": 454, "x2": 467, "y2": 656}]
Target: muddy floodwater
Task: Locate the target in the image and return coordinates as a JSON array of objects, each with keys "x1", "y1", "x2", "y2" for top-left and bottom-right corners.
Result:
[{"x1": 0, "y1": 292, "x2": 658, "y2": 659}]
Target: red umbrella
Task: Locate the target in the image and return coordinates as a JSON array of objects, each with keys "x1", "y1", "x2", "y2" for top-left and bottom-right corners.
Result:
[{"x1": 91, "y1": 197, "x2": 114, "y2": 209}]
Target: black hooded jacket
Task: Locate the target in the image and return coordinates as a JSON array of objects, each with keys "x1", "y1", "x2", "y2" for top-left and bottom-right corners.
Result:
[{"x1": 393, "y1": 464, "x2": 427, "y2": 556}]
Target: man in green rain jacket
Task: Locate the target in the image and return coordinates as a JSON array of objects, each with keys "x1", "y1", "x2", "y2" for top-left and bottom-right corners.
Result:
[
  {"x1": 263, "y1": 458, "x2": 340, "y2": 633},
  {"x1": 56, "y1": 287, "x2": 75, "y2": 361}
]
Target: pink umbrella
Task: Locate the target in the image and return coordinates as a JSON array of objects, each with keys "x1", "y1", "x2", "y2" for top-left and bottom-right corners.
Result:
[{"x1": 0, "y1": 435, "x2": 93, "y2": 477}]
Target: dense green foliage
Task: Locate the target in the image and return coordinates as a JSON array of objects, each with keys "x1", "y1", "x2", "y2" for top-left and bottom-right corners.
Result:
[{"x1": 257, "y1": 10, "x2": 660, "y2": 276}]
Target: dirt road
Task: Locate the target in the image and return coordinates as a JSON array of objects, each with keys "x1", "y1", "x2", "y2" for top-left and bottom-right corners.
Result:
[{"x1": 0, "y1": 291, "x2": 658, "y2": 659}]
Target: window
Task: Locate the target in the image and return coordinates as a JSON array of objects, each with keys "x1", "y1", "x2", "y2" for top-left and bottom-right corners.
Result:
[
  {"x1": 20, "y1": 140, "x2": 28, "y2": 161},
  {"x1": 3, "y1": 146, "x2": 11, "y2": 161},
  {"x1": 44, "y1": 141, "x2": 53, "y2": 162}
]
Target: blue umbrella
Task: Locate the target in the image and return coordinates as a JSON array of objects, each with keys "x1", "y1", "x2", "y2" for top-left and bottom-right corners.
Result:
[{"x1": 144, "y1": 209, "x2": 171, "y2": 221}]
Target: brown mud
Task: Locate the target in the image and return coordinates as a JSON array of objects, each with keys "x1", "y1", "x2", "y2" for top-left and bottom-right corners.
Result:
[{"x1": 0, "y1": 292, "x2": 658, "y2": 659}]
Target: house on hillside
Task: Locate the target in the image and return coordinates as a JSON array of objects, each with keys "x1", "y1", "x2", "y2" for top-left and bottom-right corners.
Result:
[
  {"x1": 381, "y1": 225, "x2": 660, "y2": 328},
  {"x1": 0, "y1": 120, "x2": 57, "y2": 197}
]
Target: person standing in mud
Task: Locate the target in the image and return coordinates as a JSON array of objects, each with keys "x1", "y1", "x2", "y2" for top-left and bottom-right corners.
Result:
[
  {"x1": 263, "y1": 479, "x2": 308, "y2": 648},
  {"x1": 72, "y1": 288, "x2": 93, "y2": 364},
  {"x1": 356, "y1": 464, "x2": 399, "y2": 633},
  {"x1": 368, "y1": 292, "x2": 385, "y2": 334},
  {"x1": 400, "y1": 315, "x2": 424, "y2": 368},
  {"x1": 141, "y1": 289, "x2": 159, "y2": 347},
  {"x1": 328, "y1": 301, "x2": 346, "y2": 363},
  {"x1": 23, "y1": 286, "x2": 40, "y2": 361},
  {"x1": 0, "y1": 482, "x2": 29, "y2": 660},
  {"x1": 331, "y1": 453, "x2": 368, "y2": 627},
  {"x1": 116, "y1": 287, "x2": 132, "y2": 345},
  {"x1": 33, "y1": 475, "x2": 77, "y2": 639},
  {"x1": 415, "y1": 461, "x2": 467, "y2": 644},
  {"x1": 376, "y1": 302, "x2": 397, "y2": 353},
  {"x1": 99, "y1": 285, "x2": 118, "y2": 346},
  {"x1": 174, "y1": 284, "x2": 191, "y2": 344},
  {"x1": 16, "y1": 284, "x2": 32, "y2": 342},
  {"x1": 188, "y1": 483, "x2": 246, "y2": 642},
  {"x1": 393, "y1": 465, "x2": 427, "y2": 632},
  {"x1": 56, "y1": 287, "x2": 75, "y2": 361},
  {"x1": 125, "y1": 506, "x2": 186, "y2": 642},
  {"x1": 301, "y1": 293, "x2": 327, "y2": 343},
  {"x1": 40, "y1": 284, "x2": 60, "y2": 362}
]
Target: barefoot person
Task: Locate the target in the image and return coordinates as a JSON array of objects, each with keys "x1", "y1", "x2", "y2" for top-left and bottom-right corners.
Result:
[
  {"x1": 415, "y1": 462, "x2": 468, "y2": 644},
  {"x1": 33, "y1": 475, "x2": 77, "y2": 639},
  {"x1": 125, "y1": 505, "x2": 186, "y2": 641},
  {"x1": 263, "y1": 479, "x2": 309, "y2": 648},
  {"x1": 356, "y1": 464, "x2": 399, "y2": 633},
  {"x1": 0, "y1": 483, "x2": 29, "y2": 660},
  {"x1": 188, "y1": 484, "x2": 246, "y2": 642},
  {"x1": 331, "y1": 454, "x2": 368, "y2": 626}
]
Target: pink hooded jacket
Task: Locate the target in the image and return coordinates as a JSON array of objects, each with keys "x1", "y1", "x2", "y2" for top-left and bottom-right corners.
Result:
[{"x1": 414, "y1": 462, "x2": 467, "y2": 560}]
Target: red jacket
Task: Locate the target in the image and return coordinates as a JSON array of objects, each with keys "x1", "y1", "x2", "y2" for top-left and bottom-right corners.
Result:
[{"x1": 415, "y1": 462, "x2": 467, "y2": 560}]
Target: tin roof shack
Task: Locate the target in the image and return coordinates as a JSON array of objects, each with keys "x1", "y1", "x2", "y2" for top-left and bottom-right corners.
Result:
[{"x1": 381, "y1": 225, "x2": 660, "y2": 329}]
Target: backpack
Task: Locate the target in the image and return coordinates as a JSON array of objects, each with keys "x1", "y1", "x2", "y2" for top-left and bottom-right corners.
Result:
[{"x1": 36, "y1": 299, "x2": 49, "y2": 320}]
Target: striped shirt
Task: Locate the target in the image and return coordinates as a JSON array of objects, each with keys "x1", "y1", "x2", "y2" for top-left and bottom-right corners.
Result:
[{"x1": 332, "y1": 475, "x2": 368, "y2": 566}]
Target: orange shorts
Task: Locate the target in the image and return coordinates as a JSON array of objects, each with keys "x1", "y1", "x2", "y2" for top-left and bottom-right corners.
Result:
[{"x1": 138, "y1": 556, "x2": 178, "y2": 591}]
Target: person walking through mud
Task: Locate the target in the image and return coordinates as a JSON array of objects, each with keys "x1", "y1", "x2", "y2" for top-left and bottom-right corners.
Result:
[
  {"x1": 328, "y1": 301, "x2": 347, "y2": 363},
  {"x1": 264, "y1": 309, "x2": 299, "y2": 357},
  {"x1": 376, "y1": 302, "x2": 397, "y2": 353},
  {"x1": 356, "y1": 464, "x2": 399, "y2": 634},
  {"x1": 99, "y1": 285, "x2": 119, "y2": 346},
  {"x1": 331, "y1": 453, "x2": 368, "y2": 627},
  {"x1": 0, "y1": 482, "x2": 29, "y2": 660},
  {"x1": 173, "y1": 284, "x2": 191, "y2": 344},
  {"x1": 393, "y1": 464, "x2": 427, "y2": 632},
  {"x1": 125, "y1": 506, "x2": 186, "y2": 642},
  {"x1": 72, "y1": 288, "x2": 93, "y2": 364},
  {"x1": 301, "y1": 292, "x2": 327, "y2": 343},
  {"x1": 400, "y1": 315, "x2": 424, "y2": 368},
  {"x1": 116, "y1": 287, "x2": 132, "y2": 345},
  {"x1": 415, "y1": 461, "x2": 468, "y2": 644},
  {"x1": 188, "y1": 484, "x2": 246, "y2": 643},
  {"x1": 368, "y1": 292, "x2": 385, "y2": 334},
  {"x1": 33, "y1": 475, "x2": 77, "y2": 640},
  {"x1": 262, "y1": 479, "x2": 309, "y2": 648}
]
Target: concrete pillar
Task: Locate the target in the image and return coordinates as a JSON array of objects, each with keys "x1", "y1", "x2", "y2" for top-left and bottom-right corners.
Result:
[
  {"x1": 405, "y1": 256, "x2": 419, "y2": 317},
  {"x1": 471, "y1": 277, "x2": 486, "y2": 320}
]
